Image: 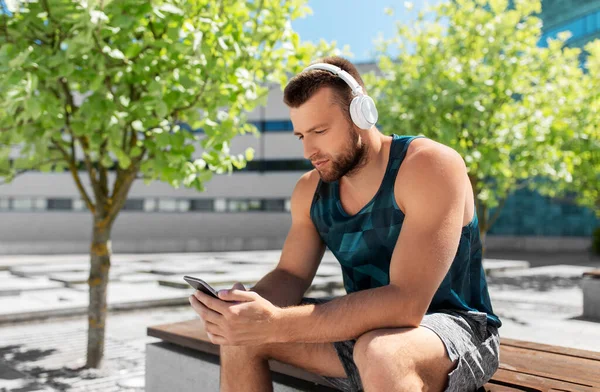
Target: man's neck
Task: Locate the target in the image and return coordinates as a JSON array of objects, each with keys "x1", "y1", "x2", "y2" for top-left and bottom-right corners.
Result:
[{"x1": 340, "y1": 130, "x2": 393, "y2": 196}]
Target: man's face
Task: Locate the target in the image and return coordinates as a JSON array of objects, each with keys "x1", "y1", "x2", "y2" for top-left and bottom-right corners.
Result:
[{"x1": 290, "y1": 87, "x2": 367, "y2": 183}]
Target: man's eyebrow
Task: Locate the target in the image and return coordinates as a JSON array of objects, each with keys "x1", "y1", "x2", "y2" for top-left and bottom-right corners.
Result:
[{"x1": 292, "y1": 123, "x2": 329, "y2": 137}]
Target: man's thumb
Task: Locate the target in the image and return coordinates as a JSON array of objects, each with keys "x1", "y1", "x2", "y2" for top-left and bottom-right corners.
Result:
[{"x1": 232, "y1": 282, "x2": 246, "y2": 291}]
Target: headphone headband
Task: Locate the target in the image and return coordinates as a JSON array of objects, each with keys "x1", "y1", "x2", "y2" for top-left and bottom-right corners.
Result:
[
  {"x1": 302, "y1": 63, "x2": 364, "y2": 97},
  {"x1": 299, "y1": 62, "x2": 378, "y2": 130}
]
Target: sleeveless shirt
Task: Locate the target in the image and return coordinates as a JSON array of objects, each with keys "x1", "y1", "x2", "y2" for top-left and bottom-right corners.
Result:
[{"x1": 309, "y1": 134, "x2": 501, "y2": 327}]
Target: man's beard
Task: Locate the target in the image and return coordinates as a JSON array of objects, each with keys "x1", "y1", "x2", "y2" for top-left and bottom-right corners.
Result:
[{"x1": 316, "y1": 126, "x2": 368, "y2": 183}]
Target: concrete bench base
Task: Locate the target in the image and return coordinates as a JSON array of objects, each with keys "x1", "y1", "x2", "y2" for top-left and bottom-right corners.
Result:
[
  {"x1": 582, "y1": 270, "x2": 600, "y2": 320},
  {"x1": 146, "y1": 342, "x2": 338, "y2": 392}
]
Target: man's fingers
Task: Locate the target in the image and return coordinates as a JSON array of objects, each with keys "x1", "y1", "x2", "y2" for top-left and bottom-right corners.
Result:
[
  {"x1": 194, "y1": 289, "x2": 228, "y2": 313},
  {"x1": 189, "y1": 295, "x2": 224, "y2": 323},
  {"x1": 205, "y1": 320, "x2": 227, "y2": 345},
  {"x1": 218, "y1": 288, "x2": 256, "y2": 302}
]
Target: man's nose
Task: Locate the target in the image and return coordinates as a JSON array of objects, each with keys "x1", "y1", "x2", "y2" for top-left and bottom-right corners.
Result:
[{"x1": 303, "y1": 139, "x2": 318, "y2": 161}]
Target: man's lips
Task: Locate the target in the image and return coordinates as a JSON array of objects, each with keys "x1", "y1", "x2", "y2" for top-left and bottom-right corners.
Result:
[{"x1": 313, "y1": 159, "x2": 328, "y2": 168}]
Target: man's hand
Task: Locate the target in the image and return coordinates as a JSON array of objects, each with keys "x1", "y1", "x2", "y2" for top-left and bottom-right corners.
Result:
[{"x1": 188, "y1": 282, "x2": 282, "y2": 346}]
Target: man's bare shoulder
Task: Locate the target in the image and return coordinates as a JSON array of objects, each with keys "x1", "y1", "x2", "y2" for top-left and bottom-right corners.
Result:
[
  {"x1": 405, "y1": 137, "x2": 464, "y2": 163},
  {"x1": 290, "y1": 169, "x2": 321, "y2": 218},
  {"x1": 395, "y1": 137, "x2": 467, "y2": 210}
]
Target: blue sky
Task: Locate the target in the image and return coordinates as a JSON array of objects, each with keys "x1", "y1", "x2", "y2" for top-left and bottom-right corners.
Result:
[{"x1": 291, "y1": 0, "x2": 442, "y2": 63}]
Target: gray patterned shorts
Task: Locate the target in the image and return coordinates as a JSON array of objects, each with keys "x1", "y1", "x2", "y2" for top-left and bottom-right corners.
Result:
[{"x1": 301, "y1": 297, "x2": 500, "y2": 392}]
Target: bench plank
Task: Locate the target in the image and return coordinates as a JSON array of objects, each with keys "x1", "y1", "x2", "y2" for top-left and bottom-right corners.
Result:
[
  {"x1": 498, "y1": 345, "x2": 600, "y2": 388},
  {"x1": 148, "y1": 320, "x2": 600, "y2": 392},
  {"x1": 489, "y1": 369, "x2": 598, "y2": 392},
  {"x1": 500, "y1": 338, "x2": 600, "y2": 362}
]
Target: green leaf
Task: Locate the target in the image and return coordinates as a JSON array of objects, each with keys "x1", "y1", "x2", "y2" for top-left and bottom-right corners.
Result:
[
  {"x1": 101, "y1": 155, "x2": 113, "y2": 168},
  {"x1": 245, "y1": 148, "x2": 254, "y2": 161},
  {"x1": 131, "y1": 146, "x2": 142, "y2": 158}
]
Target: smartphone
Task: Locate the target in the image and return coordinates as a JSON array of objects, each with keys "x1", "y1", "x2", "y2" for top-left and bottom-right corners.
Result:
[{"x1": 183, "y1": 275, "x2": 219, "y2": 299}]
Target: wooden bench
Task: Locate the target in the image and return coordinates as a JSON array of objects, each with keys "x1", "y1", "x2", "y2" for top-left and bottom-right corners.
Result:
[
  {"x1": 582, "y1": 269, "x2": 600, "y2": 321},
  {"x1": 146, "y1": 319, "x2": 600, "y2": 392}
]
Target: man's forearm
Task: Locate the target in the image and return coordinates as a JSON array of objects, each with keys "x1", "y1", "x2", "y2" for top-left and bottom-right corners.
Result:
[
  {"x1": 249, "y1": 269, "x2": 309, "y2": 308},
  {"x1": 276, "y1": 284, "x2": 422, "y2": 344}
]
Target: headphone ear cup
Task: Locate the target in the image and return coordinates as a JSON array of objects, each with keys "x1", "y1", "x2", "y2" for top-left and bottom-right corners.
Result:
[
  {"x1": 350, "y1": 95, "x2": 378, "y2": 130},
  {"x1": 349, "y1": 97, "x2": 362, "y2": 129}
]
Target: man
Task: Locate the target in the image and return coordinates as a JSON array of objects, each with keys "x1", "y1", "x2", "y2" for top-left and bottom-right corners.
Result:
[{"x1": 189, "y1": 56, "x2": 501, "y2": 392}]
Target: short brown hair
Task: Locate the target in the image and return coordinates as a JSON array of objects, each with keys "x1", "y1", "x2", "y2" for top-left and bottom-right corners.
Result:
[{"x1": 283, "y1": 56, "x2": 366, "y2": 124}]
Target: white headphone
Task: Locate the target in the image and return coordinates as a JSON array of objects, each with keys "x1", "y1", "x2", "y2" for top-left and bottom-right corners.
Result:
[{"x1": 301, "y1": 63, "x2": 379, "y2": 130}]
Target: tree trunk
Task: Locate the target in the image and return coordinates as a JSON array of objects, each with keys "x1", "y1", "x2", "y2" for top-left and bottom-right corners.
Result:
[{"x1": 86, "y1": 216, "x2": 113, "y2": 368}]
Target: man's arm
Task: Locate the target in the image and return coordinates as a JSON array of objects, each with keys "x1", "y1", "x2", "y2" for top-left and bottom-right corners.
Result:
[
  {"x1": 250, "y1": 170, "x2": 326, "y2": 308},
  {"x1": 276, "y1": 141, "x2": 469, "y2": 344}
]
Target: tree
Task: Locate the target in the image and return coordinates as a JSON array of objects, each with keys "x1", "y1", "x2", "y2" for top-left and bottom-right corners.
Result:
[
  {"x1": 536, "y1": 40, "x2": 600, "y2": 219},
  {"x1": 0, "y1": 0, "x2": 337, "y2": 368},
  {"x1": 363, "y1": 0, "x2": 587, "y2": 247}
]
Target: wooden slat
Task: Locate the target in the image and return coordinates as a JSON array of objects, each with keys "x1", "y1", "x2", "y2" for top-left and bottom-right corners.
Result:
[
  {"x1": 499, "y1": 345, "x2": 600, "y2": 388},
  {"x1": 148, "y1": 320, "x2": 600, "y2": 391},
  {"x1": 483, "y1": 380, "x2": 542, "y2": 391},
  {"x1": 501, "y1": 338, "x2": 600, "y2": 362},
  {"x1": 490, "y1": 368, "x2": 598, "y2": 392}
]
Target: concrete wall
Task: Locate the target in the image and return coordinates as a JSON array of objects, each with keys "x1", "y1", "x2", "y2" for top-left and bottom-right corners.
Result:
[
  {"x1": 0, "y1": 171, "x2": 303, "y2": 198},
  {"x1": 0, "y1": 211, "x2": 291, "y2": 255}
]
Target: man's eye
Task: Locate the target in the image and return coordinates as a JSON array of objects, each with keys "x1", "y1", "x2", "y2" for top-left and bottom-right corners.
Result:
[
  {"x1": 297, "y1": 136, "x2": 303, "y2": 140},
  {"x1": 315, "y1": 130, "x2": 326, "y2": 134}
]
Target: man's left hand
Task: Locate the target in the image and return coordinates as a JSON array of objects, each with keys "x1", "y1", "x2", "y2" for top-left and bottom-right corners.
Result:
[{"x1": 188, "y1": 283, "x2": 281, "y2": 346}]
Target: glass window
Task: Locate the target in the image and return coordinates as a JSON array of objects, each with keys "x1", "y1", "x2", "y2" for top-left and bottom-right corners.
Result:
[
  {"x1": 586, "y1": 12, "x2": 597, "y2": 34},
  {"x1": 566, "y1": 19, "x2": 584, "y2": 38},
  {"x1": 215, "y1": 198, "x2": 227, "y2": 212},
  {"x1": 47, "y1": 198, "x2": 72, "y2": 210},
  {"x1": 13, "y1": 198, "x2": 33, "y2": 211},
  {"x1": 190, "y1": 199, "x2": 214, "y2": 212},
  {"x1": 248, "y1": 200, "x2": 262, "y2": 211},
  {"x1": 158, "y1": 198, "x2": 177, "y2": 212},
  {"x1": 285, "y1": 199, "x2": 291, "y2": 212},
  {"x1": 73, "y1": 199, "x2": 86, "y2": 211},
  {"x1": 263, "y1": 199, "x2": 285, "y2": 212},
  {"x1": 144, "y1": 198, "x2": 157, "y2": 212},
  {"x1": 228, "y1": 200, "x2": 249, "y2": 212},
  {"x1": 123, "y1": 198, "x2": 144, "y2": 211},
  {"x1": 177, "y1": 199, "x2": 190, "y2": 212},
  {"x1": 0, "y1": 198, "x2": 9, "y2": 210},
  {"x1": 34, "y1": 198, "x2": 47, "y2": 210}
]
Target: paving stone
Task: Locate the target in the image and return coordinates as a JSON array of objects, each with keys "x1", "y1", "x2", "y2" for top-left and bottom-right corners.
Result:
[
  {"x1": 483, "y1": 259, "x2": 530, "y2": 274},
  {"x1": 11, "y1": 263, "x2": 89, "y2": 277},
  {"x1": 490, "y1": 264, "x2": 594, "y2": 278},
  {"x1": 48, "y1": 270, "x2": 122, "y2": 285},
  {"x1": 314, "y1": 264, "x2": 342, "y2": 277},
  {"x1": 0, "y1": 283, "x2": 189, "y2": 323},
  {"x1": 0, "y1": 275, "x2": 64, "y2": 296},
  {"x1": 145, "y1": 260, "x2": 233, "y2": 275},
  {"x1": 9, "y1": 261, "x2": 154, "y2": 278},
  {"x1": 116, "y1": 273, "x2": 164, "y2": 284}
]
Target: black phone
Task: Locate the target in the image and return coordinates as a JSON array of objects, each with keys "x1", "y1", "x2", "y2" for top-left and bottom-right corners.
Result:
[{"x1": 183, "y1": 275, "x2": 219, "y2": 299}]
